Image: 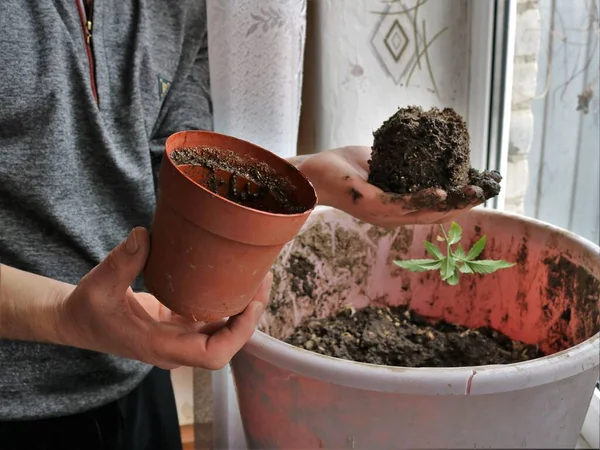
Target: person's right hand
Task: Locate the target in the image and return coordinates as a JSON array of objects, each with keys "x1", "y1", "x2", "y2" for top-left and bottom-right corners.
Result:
[
  {"x1": 294, "y1": 146, "x2": 501, "y2": 228},
  {"x1": 57, "y1": 227, "x2": 272, "y2": 370}
]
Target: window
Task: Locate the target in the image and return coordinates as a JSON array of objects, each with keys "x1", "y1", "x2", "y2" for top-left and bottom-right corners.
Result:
[{"x1": 482, "y1": 0, "x2": 599, "y2": 447}]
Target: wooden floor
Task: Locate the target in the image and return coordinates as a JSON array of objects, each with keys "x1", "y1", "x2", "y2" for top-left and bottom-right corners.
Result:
[
  {"x1": 181, "y1": 423, "x2": 213, "y2": 450},
  {"x1": 181, "y1": 424, "x2": 194, "y2": 450}
]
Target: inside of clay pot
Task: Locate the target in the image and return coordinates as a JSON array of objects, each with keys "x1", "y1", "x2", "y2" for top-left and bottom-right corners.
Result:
[
  {"x1": 178, "y1": 164, "x2": 285, "y2": 213},
  {"x1": 259, "y1": 208, "x2": 600, "y2": 356},
  {"x1": 171, "y1": 146, "x2": 314, "y2": 215}
]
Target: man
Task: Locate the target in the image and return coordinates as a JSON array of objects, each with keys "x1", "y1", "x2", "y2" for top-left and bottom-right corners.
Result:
[{"x1": 0, "y1": 1, "x2": 490, "y2": 449}]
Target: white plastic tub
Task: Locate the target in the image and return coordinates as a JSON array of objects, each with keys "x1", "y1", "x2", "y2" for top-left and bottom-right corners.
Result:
[{"x1": 229, "y1": 207, "x2": 599, "y2": 449}]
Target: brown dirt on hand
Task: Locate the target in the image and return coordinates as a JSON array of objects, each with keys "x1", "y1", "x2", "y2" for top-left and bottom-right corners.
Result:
[
  {"x1": 348, "y1": 187, "x2": 363, "y2": 203},
  {"x1": 170, "y1": 146, "x2": 307, "y2": 214},
  {"x1": 367, "y1": 106, "x2": 502, "y2": 208},
  {"x1": 285, "y1": 305, "x2": 545, "y2": 367}
]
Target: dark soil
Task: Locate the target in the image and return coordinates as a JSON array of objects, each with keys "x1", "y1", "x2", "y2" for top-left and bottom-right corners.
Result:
[
  {"x1": 542, "y1": 255, "x2": 600, "y2": 350},
  {"x1": 286, "y1": 305, "x2": 545, "y2": 367},
  {"x1": 287, "y1": 254, "x2": 315, "y2": 298},
  {"x1": 367, "y1": 106, "x2": 502, "y2": 208},
  {"x1": 170, "y1": 146, "x2": 307, "y2": 214}
]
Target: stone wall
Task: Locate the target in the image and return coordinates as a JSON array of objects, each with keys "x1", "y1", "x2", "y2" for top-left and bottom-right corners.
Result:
[{"x1": 505, "y1": 0, "x2": 541, "y2": 214}]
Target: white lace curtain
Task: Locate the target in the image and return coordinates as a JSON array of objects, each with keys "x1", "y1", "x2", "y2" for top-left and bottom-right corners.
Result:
[
  {"x1": 206, "y1": 0, "x2": 307, "y2": 159},
  {"x1": 195, "y1": 1, "x2": 308, "y2": 448}
]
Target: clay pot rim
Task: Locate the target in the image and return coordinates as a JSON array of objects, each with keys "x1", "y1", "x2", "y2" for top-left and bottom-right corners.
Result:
[
  {"x1": 165, "y1": 130, "x2": 318, "y2": 218},
  {"x1": 239, "y1": 207, "x2": 600, "y2": 395}
]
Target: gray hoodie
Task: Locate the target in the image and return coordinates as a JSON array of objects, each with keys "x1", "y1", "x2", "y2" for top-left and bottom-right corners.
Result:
[{"x1": 0, "y1": 0, "x2": 212, "y2": 419}]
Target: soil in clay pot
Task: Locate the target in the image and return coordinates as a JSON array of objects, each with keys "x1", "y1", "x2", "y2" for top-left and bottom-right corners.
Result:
[
  {"x1": 170, "y1": 146, "x2": 307, "y2": 214},
  {"x1": 285, "y1": 305, "x2": 546, "y2": 367},
  {"x1": 367, "y1": 105, "x2": 502, "y2": 208}
]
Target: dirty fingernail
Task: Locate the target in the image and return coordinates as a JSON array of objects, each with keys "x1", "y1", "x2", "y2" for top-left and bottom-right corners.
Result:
[
  {"x1": 489, "y1": 170, "x2": 502, "y2": 183},
  {"x1": 465, "y1": 185, "x2": 484, "y2": 200},
  {"x1": 124, "y1": 228, "x2": 139, "y2": 255}
]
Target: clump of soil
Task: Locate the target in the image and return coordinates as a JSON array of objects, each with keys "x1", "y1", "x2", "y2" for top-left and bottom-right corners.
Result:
[
  {"x1": 286, "y1": 305, "x2": 545, "y2": 367},
  {"x1": 170, "y1": 146, "x2": 307, "y2": 214},
  {"x1": 367, "y1": 106, "x2": 502, "y2": 208}
]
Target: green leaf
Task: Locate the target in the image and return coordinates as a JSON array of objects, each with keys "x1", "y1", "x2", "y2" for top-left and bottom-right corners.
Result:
[
  {"x1": 466, "y1": 235, "x2": 487, "y2": 261},
  {"x1": 446, "y1": 270, "x2": 460, "y2": 285},
  {"x1": 465, "y1": 260, "x2": 516, "y2": 274},
  {"x1": 394, "y1": 259, "x2": 442, "y2": 272},
  {"x1": 447, "y1": 222, "x2": 462, "y2": 245},
  {"x1": 455, "y1": 244, "x2": 466, "y2": 260},
  {"x1": 440, "y1": 255, "x2": 456, "y2": 280},
  {"x1": 458, "y1": 262, "x2": 473, "y2": 274},
  {"x1": 423, "y1": 241, "x2": 444, "y2": 260}
]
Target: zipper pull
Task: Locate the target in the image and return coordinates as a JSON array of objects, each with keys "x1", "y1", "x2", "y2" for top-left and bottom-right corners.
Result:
[{"x1": 86, "y1": 20, "x2": 92, "y2": 44}]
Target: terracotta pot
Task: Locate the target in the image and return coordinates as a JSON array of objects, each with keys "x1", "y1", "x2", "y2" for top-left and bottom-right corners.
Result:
[
  {"x1": 143, "y1": 130, "x2": 317, "y2": 322},
  {"x1": 229, "y1": 207, "x2": 600, "y2": 449}
]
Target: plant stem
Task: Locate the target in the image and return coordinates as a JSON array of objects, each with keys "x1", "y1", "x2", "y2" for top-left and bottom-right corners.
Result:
[{"x1": 439, "y1": 224, "x2": 451, "y2": 256}]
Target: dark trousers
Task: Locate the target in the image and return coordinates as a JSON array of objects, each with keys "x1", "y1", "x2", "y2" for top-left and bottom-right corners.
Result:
[{"x1": 0, "y1": 367, "x2": 183, "y2": 450}]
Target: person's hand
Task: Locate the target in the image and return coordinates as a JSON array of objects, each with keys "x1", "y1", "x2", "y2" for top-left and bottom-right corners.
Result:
[
  {"x1": 57, "y1": 227, "x2": 271, "y2": 370},
  {"x1": 294, "y1": 146, "x2": 500, "y2": 228}
]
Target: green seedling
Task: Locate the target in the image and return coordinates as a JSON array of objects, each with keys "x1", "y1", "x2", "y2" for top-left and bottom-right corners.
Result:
[{"x1": 394, "y1": 222, "x2": 515, "y2": 286}]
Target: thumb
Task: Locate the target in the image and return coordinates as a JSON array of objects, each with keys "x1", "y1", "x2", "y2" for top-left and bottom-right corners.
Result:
[{"x1": 85, "y1": 227, "x2": 150, "y2": 295}]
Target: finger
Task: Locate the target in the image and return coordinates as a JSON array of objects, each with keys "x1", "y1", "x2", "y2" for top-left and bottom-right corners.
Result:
[
  {"x1": 197, "y1": 318, "x2": 229, "y2": 335},
  {"x1": 416, "y1": 209, "x2": 465, "y2": 224},
  {"x1": 461, "y1": 185, "x2": 486, "y2": 205},
  {"x1": 401, "y1": 209, "x2": 450, "y2": 225},
  {"x1": 434, "y1": 186, "x2": 484, "y2": 212},
  {"x1": 408, "y1": 188, "x2": 447, "y2": 210},
  {"x1": 403, "y1": 200, "x2": 478, "y2": 224},
  {"x1": 382, "y1": 188, "x2": 446, "y2": 212},
  {"x1": 148, "y1": 273, "x2": 273, "y2": 369},
  {"x1": 149, "y1": 302, "x2": 264, "y2": 369},
  {"x1": 84, "y1": 227, "x2": 150, "y2": 296},
  {"x1": 192, "y1": 281, "x2": 273, "y2": 336},
  {"x1": 469, "y1": 170, "x2": 502, "y2": 200},
  {"x1": 251, "y1": 272, "x2": 273, "y2": 308},
  {"x1": 131, "y1": 291, "x2": 162, "y2": 321},
  {"x1": 201, "y1": 272, "x2": 273, "y2": 356},
  {"x1": 168, "y1": 316, "x2": 250, "y2": 339},
  {"x1": 130, "y1": 293, "x2": 212, "y2": 335},
  {"x1": 440, "y1": 200, "x2": 486, "y2": 221},
  {"x1": 131, "y1": 291, "x2": 226, "y2": 334}
]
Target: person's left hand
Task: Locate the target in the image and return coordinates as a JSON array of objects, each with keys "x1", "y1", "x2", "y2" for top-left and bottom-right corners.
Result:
[{"x1": 292, "y1": 146, "x2": 499, "y2": 228}]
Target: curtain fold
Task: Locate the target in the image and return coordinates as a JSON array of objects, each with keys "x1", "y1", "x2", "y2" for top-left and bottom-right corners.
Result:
[
  {"x1": 198, "y1": 1, "x2": 308, "y2": 448},
  {"x1": 206, "y1": 0, "x2": 307, "y2": 159}
]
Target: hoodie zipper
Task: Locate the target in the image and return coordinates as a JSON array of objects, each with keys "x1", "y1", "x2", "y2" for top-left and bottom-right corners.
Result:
[{"x1": 75, "y1": 0, "x2": 98, "y2": 103}]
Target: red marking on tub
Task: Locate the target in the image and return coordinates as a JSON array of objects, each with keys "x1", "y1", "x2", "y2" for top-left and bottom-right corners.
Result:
[{"x1": 466, "y1": 369, "x2": 477, "y2": 394}]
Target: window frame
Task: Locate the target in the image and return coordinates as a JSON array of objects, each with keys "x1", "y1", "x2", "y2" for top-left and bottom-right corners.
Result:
[
  {"x1": 476, "y1": 1, "x2": 600, "y2": 446},
  {"x1": 467, "y1": 0, "x2": 516, "y2": 211}
]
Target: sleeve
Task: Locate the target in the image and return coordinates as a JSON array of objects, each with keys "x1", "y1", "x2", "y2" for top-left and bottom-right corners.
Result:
[{"x1": 148, "y1": 25, "x2": 213, "y2": 185}]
